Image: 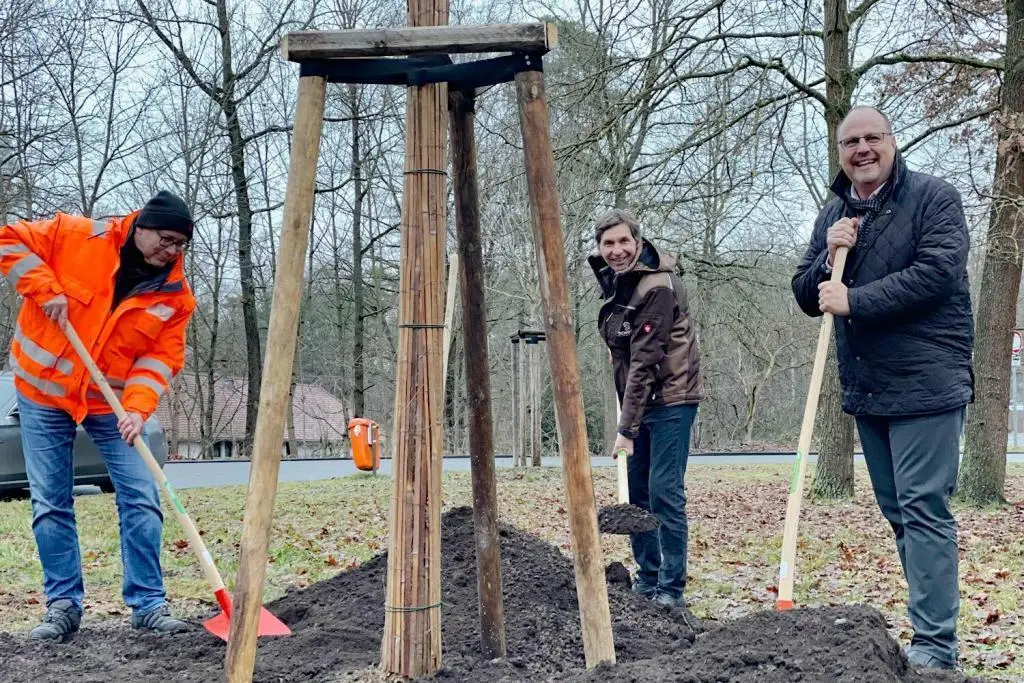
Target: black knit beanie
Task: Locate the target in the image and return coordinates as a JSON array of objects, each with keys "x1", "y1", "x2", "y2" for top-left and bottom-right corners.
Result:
[{"x1": 136, "y1": 190, "x2": 194, "y2": 239}]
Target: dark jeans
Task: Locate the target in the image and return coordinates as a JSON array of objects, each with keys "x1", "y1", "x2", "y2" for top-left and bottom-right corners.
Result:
[
  {"x1": 627, "y1": 403, "x2": 697, "y2": 599},
  {"x1": 856, "y1": 406, "x2": 964, "y2": 665}
]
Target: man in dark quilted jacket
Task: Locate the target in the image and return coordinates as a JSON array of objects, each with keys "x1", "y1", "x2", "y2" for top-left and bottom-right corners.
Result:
[{"x1": 792, "y1": 106, "x2": 973, "y2": 671}]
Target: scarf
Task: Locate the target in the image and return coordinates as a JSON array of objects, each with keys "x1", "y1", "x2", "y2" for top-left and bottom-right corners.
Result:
[{"x1": 113, "y1": 228, "x2": 171, "y2": 309}]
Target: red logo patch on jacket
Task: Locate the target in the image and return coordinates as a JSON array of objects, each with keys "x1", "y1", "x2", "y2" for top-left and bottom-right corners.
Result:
[{"x1": 641, "y1": 322, "x2": 653, "y2": 334}]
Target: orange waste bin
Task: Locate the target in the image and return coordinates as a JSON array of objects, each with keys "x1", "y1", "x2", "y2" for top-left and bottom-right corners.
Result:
[{"x1": 348, "y1": 417, "x2": 380, "y2": 472}]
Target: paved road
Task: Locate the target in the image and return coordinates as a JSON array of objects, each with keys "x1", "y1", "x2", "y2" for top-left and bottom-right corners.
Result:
[{"x1": 154, "y1": 451, "x2": 1024, "y2": 491}]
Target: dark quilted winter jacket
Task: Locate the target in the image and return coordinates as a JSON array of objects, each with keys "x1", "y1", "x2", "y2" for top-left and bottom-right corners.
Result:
[{"x1": 792, "y1": 154, "x2": 974, "y2": 416}]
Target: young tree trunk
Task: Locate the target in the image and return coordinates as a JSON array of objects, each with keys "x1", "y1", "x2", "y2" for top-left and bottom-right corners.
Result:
[
  {"x1": 959, "y1": 0, "x2": 1024, "y2": 505},
  {"x1": 603, "y1": 355, "x2": 617, "y2": 454},
  {"x1": 287, "y1": 377, "x2": 298, "y2": 458},
  {"x1": 169, "y1": 374, "x2": 180, "y2": 458},
  {"x1": 350, "y1": 83, "x2": 367, "y2": 418},
  {"x1": 511, "y1": 339, "x2": 522, "y2": 464},
  {"x1": 811, "y1": 0, "x2": 856, "y2": 499},
  {"x1": 530, "y1": 340, "x2": 542, "y2": 466}
]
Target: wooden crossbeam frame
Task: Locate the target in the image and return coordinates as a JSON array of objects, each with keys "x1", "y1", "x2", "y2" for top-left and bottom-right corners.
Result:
[
  {"x1": 225, "y1": 21, "x2": 614, "y2": 683},
  {"x1": 280, "y1": 23, "x2": 558, "y2": 61}
]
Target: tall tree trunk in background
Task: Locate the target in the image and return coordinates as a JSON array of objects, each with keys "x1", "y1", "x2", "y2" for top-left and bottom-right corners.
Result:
[
  {"x1": 350, "y1": 84, "x2": 367, "y2": 418},
  {"x1": 811, "y1": 0, "x2": 856, "y2": 499},
  {"x1": 215, "y1": 0, "x2": 261, "y2": 458},
  {"x1": 959, "y1": 0, "x2": 1024, "y2": 505}
]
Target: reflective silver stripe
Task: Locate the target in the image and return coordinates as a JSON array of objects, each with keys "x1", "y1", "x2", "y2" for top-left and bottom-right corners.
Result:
[
  {"x1": 91, "y1": 219, "x2": 108, "y2": 236},
  {"x1": 96, "y1": 376, "x2": 126, "y2": 390},
  {"x1": 145, "y1": 303, "x2": 175, "y2": 322},
  {"x1": 13, "y1": 326, "x2": 73, "y2": 375},
  {"x1": 125, "y1": 375, "x2": 166, "y2": 396},
  {"x1": 5, "y1": 253, "x2": 43, "y2": 287},
  {"x1": 133, "y1": 357, "x2": 172, "y2": 381},
  {"x1": 0, "y1": 244, "x2": 30, "y2": 257},
  {"x1": 9, "y1": 355, "x2": 65, "y2": 397}
]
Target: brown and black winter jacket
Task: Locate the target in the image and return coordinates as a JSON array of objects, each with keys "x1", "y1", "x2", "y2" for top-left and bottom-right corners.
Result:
[{"x1": 589, "y1": 239, "x2": 704, "y2": 439}]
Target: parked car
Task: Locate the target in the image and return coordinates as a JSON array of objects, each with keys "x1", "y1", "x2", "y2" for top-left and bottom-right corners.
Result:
[{"x1": 0, "y1": 372, "x2": 168, "y2": 495}]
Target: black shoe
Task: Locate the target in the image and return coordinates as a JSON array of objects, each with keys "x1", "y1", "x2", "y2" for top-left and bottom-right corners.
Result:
[
  {"x1": 132, "y1": 605, "x2": 188, "y2": 634},
  {"x1": 29, "y1": 599, "x2": 82, "y2": 643}
]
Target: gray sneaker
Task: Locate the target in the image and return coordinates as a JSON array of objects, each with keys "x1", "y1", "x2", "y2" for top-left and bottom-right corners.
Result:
[
  {"x1": 132, "y1": 605, "x2": 188, "y2": 634},
  {"x1": 631, "y1": 581, "x2": 657, "y2": 599},
  {"x1": 652, "y1": 591, "x2": 683, "y2": 609},
  {"x1": 905, "y1": 646, "x2": 957, "y2": 670},
  {"x1": 29, "y1": 599, "x2": 82, "y2": 643}
]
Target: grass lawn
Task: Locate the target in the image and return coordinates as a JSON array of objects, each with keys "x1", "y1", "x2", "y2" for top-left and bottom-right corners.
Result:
[{"x1": 1, "y1": 462, "x2": 1021, "y2": 680}]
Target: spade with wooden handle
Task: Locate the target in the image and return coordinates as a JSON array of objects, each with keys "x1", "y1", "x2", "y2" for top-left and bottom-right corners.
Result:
[
  {"x1": 776, "y1": 246, "x2": 849, "y2": 610},
  {"x1": 615, "y1": 397, "x2": 629, "y2": 503},
  {"x1": 62, "y1": 322, "x2": 291, "y2": 640}
]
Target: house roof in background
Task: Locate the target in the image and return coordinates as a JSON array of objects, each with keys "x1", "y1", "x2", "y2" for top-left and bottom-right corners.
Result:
[{"x1": 154, "y1": 374, "x2": 349, "y2": 443}]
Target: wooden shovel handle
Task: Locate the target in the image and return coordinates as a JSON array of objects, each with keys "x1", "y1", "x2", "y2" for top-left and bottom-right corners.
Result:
[
  {"x1": 777, "y1": 246, "x2": 849, "y2": 608},
  {"x1": 63, "y1": 323, "x2": 227, "y2": 594}
]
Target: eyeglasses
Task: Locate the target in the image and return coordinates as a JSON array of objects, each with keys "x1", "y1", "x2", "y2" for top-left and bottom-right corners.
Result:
[
  {"x1": 148, "y1": 229, "x2": 190, "y2": 251},
  {"x1": 838, "y1": 132, "x2": 893, "y2": 150}
]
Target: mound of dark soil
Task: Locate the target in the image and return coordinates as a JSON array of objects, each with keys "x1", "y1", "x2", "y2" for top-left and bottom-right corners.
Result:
[
  {"x1": 566, "y1": 605, "x2": 970, "y2": 683},
  {"x1": 597, "y1": 503, "x2": 660, "y2": 534},
  {"x1": 0, "y1": 506, "x2": 972, "y2": 682}
]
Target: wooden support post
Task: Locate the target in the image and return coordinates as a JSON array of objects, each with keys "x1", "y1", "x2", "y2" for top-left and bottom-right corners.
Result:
[
  {"x1": 224, "y1": 74, "x2": 327, "y2": 682},
  {"x1": 449, "y1": 88, "x2": 507, "y2": 659},
  {"x1": 511, "y1": 338, "x2": 522, "y2": 467},
  {"x1": 515, "y1": 66, "x2": 616, "y2": 668},
  {"x1": 381, "y1": 0, "x2": 447, "y2": 676},
  {"x1": 529, "y1": 338, "x2": 542, "y2": 467}
]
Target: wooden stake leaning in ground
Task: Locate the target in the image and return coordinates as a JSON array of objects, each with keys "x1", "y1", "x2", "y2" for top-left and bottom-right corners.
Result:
[
  {"x1": 515, "y1": 65, "x2": 616, "y2": 668},
  {"x1": 777, "y1": 245, "x2": 849, "y2": 610},
  {"x1": 224, "y1": 73, "x2": 326, "y2": 683},
  {"x1": 381, "y1": 4, "x2": 448, "y2": 673},
  {"x1": 450, "y1": 87, "x2": 507, "y2": 659}
]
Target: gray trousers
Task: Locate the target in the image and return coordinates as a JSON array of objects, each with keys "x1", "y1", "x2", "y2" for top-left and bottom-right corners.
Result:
[{"x1": 855, "y1": 406, "x2": 963, "y2": 665}]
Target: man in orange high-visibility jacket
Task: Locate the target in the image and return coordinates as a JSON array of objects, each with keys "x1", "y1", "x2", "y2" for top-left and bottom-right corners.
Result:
[{"x1": 0, "y1": 191, "x2": 197, "y2": 642}]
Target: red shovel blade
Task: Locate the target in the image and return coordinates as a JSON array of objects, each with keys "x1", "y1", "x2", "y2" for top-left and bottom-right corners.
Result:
[{"x1": 203, "y1": 588, "x2": 292, "y2": 641}]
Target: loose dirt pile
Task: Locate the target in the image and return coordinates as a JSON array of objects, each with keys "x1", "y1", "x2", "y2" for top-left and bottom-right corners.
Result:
[
  {"x1": 597, "y1": 502, "x2": 660, "y2": 534},
  {"x1": 0, "y1": 506, "x2": 971, "y2": 682}
]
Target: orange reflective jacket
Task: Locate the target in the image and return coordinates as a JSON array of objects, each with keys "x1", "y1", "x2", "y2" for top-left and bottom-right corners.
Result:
[{"x1": 0, "y1": 211, "x2": 196, "y2": 423}]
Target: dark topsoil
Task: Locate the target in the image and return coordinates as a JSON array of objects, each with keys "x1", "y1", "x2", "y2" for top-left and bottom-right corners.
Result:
[
  {"x1": 0, "y1": 506, "x2": 972, "y2": 682},
  {"x1": 597, "y1": 503, "x2": 660, "y2": 535}
]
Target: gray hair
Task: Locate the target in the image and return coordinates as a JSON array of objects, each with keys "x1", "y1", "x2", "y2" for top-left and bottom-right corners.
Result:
[{"x1": 594, "y1": 208, "x2": 641, "y2": 244}]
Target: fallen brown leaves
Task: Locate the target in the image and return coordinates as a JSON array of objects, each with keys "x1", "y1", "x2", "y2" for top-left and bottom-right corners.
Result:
[
  {"x1": 0, "y1": 463, "x2": 1019, "y2": 681},
  {"x1": 477, "y1": 463, "x2": 1024, "y2": 682}
]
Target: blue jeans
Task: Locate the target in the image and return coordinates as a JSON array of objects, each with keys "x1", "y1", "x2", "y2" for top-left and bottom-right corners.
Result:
[
  {"x1": 17, "y1": 392, "x2": 167, "y2": 614},
  {"x1": 627, "y1": 403, "x2": 697, "y2": 599}
]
